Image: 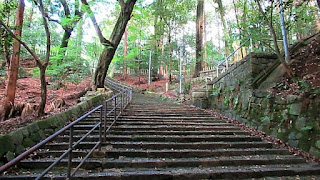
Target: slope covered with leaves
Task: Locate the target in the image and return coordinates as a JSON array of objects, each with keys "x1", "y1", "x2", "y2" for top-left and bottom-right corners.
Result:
[{"x1": 271, "y1": 34, "x2": 320, "y2": 96}]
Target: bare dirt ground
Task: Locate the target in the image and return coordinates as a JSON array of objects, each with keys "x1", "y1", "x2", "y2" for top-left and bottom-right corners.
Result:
[{"x1": 0, "y1": 59, "x2": 91, "y2": 135}]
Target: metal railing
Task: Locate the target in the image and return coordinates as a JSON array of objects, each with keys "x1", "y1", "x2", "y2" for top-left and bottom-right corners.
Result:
[
  {"x1": 216, "y1": 38, "x2": 252, "y2": 77},
  {"x1": 0, "y1": 78, "x2": 132, "y2": 179}
]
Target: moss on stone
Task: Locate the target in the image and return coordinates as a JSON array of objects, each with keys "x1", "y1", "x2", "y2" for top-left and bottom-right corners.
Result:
[
  {"x1": 5, "y1": 151, "x2": 15, "y2": 161},
  {"x1": 27, "y1": 122, "x2": 40, "y2": 134},
  {"x1": 46, "y1": 116, "x2": 58, "y2": 128},
  {"x1": 0, "y1": 135, "x2": 15, "y2": 157},
  {"x1": 38, "y1": 130, "x2": 46, "y2": 139},
  {"x1": 8, "y1": 129, "x2": 24, "y2": 145},
  {"x1": 15, "y1": 145, "x2": 25, "y2": 155},
  {"x1": 44, "y1": 129, "x2": 54, "y2": 135},
  {"x1": 20, "y1": 127, "x2": 29, "y2": 137},
  {"x1": 22, "y1": 138, "x2": 36, "y2": 148},
  {"x1": 288, "y1": 102, "x2": 302, "y2": 115},
  {"x1": 37, "y1": 120, "x2": 51, "y2": 129},
  {"x1": 30, "y1": 132, "x2": 41, "y2": 142}
]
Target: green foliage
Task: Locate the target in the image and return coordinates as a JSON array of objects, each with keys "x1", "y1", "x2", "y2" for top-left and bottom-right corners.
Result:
[
  {"x1": 182, "y1": 81, "x2": 192, "y2": 94},
  {"x1": 211, "y1": 87, "x2": 221, "y2": 96},
  {"x1": 301, "y1": 126, "x2": 313, "y2": 131},
  {"x1": 160, "y1": 95, "x2": 168, "y2": 101}
]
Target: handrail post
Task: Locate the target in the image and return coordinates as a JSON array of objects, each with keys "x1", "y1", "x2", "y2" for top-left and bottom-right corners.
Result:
[
  {"x1": 216, "y1": 66, "x2": 219, "y2": 77},
  {"x1": 99, "y1": 106, "x2": 102, "y2": 150},
  {"x1": 114, "y1": 96, "x2": 117, "y2": 122},
  {"x1": 104, "y1": 101, "x2": 107, "y2": 142},
  {"x1": 120, "y1": 91, "x2": 123, "y2": 114},
  {"x1": 67, "y1": 126, "x2": 74, "y2": 179}
]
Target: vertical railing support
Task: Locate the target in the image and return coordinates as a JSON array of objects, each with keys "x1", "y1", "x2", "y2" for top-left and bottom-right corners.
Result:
[
  {"x1": 114, "y1": 97, "x2": 117, "y2": 122},
  {"x1": 67, "y1": 126, "x2": 74, "y2": 179},
  {"x1": 104, "y1": 101, "x2": 107, "y2": 142},
  {"x1": 120, "y1": 92, "x2": 123, "y2": 114},
  {"x1": 99, "y1": 107, "x2": 102, "y2": 150}
]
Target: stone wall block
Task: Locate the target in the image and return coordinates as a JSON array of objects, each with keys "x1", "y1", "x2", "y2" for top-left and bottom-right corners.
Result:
[
  {"x1": 289, "y1": 102, "x2": 302, "y2": 116},
  {"x1": 0, "y1": 135, "x2": 15, "y2": 157},
  {"x1": 27, "y1": 122, "x2": 40, "y2": 134}
]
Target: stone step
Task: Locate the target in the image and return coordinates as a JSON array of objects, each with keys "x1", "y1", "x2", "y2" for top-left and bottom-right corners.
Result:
[
  {"x1": 109, "y1": 130, "x2": 251, "y2": 135},
  {"x1": 62, "y1": 129, "x2": 250, "y2": 136},
  {"x1": 17, "y1": 155, "x2": 306, "y2": 170},
  {"x1": 43, "y1": 141, "x2": 273, "y2": 150},
  {"x1": 5, "y1": 164, "x2": 320, "y2": 179},
  {"x1": 117, "y1": 116, "x2": 216, "y2": 120},
  {"x1": 102, "y1": 148, "x2": 290, "y2": 158},
  {"x1": 117, "y1": 118, "x2": 226, "y2": 123},
  {"x1": 123, "y1": 113, "x2": 212, "y2": 117},
  {"x1": 42, "y1": 142, "x2": 97, "y2": 150},
  {"x1": 114, "y1": 121, "x2": 233, "y2": 126},
  {"x1": 34, "y1": 148, "x2": 290, "y2": 158},
  {"x1": 108, "y1": 141, "x2": 274, "y2": 149},
  {"x1": 72, "y1": 124, "x2": 241, "y2": 131},
  {"x1": 53, "y1": 135, "x2": 263, "y2": 143},
  {"x1": 111, "y1": 125, "x2": 242, "y2": 131}
]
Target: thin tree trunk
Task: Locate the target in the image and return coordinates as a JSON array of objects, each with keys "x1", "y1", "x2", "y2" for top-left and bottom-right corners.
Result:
[
  {"x1": 256, "y1": 0, "x2": 293, "y2": 77},
  {"x1": 168, "y1": 25, "x2": 172, "y2": 82},
  {"x1": 193, "y1": 0, "x2": 204, "y2": 78},
  {"x1": 38, "y1": 67, "x2": 47, "y2": 116},
  {"x1": 123, "y1": 26, "x2": 128, "y2": 77},
  {"x1": 37, "y1": 0, "x2": 51, "y2": 116},
  {"x1": 2, "y1": 0, "x2": 25, "y2": 121}
]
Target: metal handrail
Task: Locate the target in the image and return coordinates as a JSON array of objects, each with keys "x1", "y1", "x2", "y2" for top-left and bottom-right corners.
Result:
[
  {"x1": 216, "y1": 38, "x2": 252, "y2": 77},
  {"x1": 0, "y1": 77, "x2": 133, "y2": 179}
]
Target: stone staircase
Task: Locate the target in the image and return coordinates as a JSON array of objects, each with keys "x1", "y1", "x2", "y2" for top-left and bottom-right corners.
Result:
[{"x1": 1, "y1": 92, "x2": 320, "y2": 179}]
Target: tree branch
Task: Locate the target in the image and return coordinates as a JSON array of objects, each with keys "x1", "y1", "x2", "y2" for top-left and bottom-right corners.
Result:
[
  {"x1": 59, "y1": 0, "x2": 71, "y2": 18},
  {"x1": 74, "y1": 0, "x2": 82, "y2": 17},
  {"x1": 45, "y1": 13, "x2": 61, "y2": 24},
  {"x1": 117, "y1": 0, "x2": 126, "y2": 9},
  {"x1": 80, "y1": 0, "x2": 113, "y2": 47},
  {"x1": 0, "y1": 18, "x2": 42, "y2": 67}
]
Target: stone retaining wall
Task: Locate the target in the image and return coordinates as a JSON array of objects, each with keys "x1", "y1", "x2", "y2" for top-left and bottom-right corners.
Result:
[
  {"x1": 0, "y1": 93, "x2": 108, "y2": 165},
  {"x1": 192, "y1": 52, "x2": 320, "y2": 158}
]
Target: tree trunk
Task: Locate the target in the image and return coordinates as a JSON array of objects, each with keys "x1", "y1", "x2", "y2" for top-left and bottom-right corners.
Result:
[
  {"x1": 93, "y1": 0, "x2": 137, "y2": 88},
  {"x1": 204, "y1": 9, "x2": 207, "y2": 69},
  {"x1": 256, "y1": 0, "x2": 293, "y2": 77},
  {"x1": 37, "y1": 0, "x2": 51, "y2": 117},
  {"x1": 38, "y1": 66, "x2": 47, "y2": 116},
  {"x1": 193, "y1": 0, "x2": 204, "y2": 78},
  {"x1": 60, "y1": 29, "x2": 72, "y2": 50},
  {"x1": 123, "y1": 26, "x2": 128, "y2": 77},
  {"x1": 2, "y1": 0, "x2": 25, "y2": 121},
  {"x1": 168, "y1": 26, "x2": 172, "y2": 82},
  {"x1": 216, "y1": 0, "x2": 229, "y2": 57}
]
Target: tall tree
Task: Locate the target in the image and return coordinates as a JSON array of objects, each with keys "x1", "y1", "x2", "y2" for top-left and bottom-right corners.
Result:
[
  {"x1": 80, "y1": 0, "x2": 137, "y2": 88},
  {"x1": 1, "y1": 0, "x2": 25, "y2": 121},
  {"x1": 193, "y1": 0, "x2": 204, "y2": 77},
  {"x1": 215, "y1": 0, "x2": 229, "y2": 57}
]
